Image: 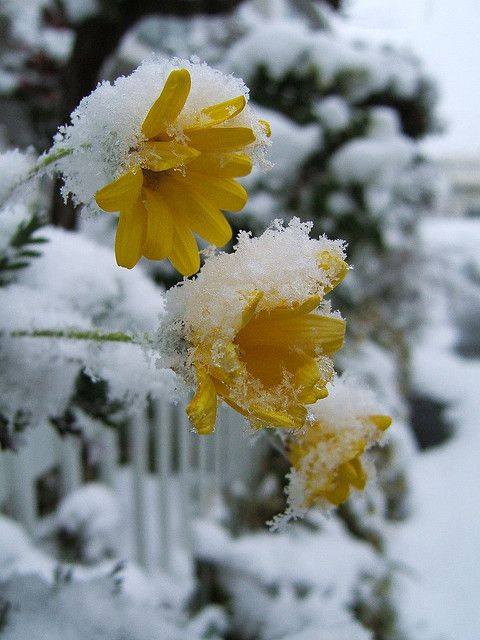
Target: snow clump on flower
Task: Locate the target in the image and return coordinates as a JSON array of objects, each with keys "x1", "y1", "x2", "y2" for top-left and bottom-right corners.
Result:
[{"x1": 52, "y1": 56, "x2": 269, "y2": 211}]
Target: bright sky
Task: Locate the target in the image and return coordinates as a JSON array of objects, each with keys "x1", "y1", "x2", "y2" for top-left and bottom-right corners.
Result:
[{"x1": 343, "y1": 0, "x2": 480, "y2": 158}]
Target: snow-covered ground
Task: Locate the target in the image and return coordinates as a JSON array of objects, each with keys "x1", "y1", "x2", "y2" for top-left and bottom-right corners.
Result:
[{"x1": 388, "y1": 217, "x2": 480, "y2": 639}]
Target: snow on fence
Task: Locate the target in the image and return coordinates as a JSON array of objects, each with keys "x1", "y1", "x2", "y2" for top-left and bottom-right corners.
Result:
[{"x1": 0, "y1": 400, "x2": 258, "y2": 573}]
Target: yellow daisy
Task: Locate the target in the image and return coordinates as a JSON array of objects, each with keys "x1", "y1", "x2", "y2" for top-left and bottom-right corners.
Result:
[
  {"x1": 288, "y1": 413, "x2": 391, "y2": 508},
  {"x1": 94, "y1": 68, "x2": 265, "y2": 275},
  {"x1": 187, "y1": 252, "x2": 348, "y2": 435}
]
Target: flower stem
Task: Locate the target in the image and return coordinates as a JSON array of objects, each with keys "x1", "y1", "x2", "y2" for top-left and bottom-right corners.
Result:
[{"x1": 9, "y1": 328, "x2": 136, "y2": 344}]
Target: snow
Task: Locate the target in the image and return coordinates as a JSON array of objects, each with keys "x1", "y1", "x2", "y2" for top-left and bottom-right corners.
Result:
[
  {"x1": 225, "y1": 16, "x2": 423, "y2": 100},
  {"x1": 0, "y1": 150, "x2": 34, "y2": 207},
  {"x1": 314, "y1": 96, "x2": 351, "y2": 132},
  {"x1": 62, "y1": 0, "x2": 98, "y2": 23},
  {"x1": 329, "y1": 133, "x2": 415, "y2": 186},
  {"x1": 194, "y1": 517, "x2": 377, "y2": 639},
  {"x1": 0, "y1": 516, "x2": 57, "y2": 582},
  {"x1": 256, "y1": 106, "x2": 318, "y2": 182},
  {"x1": 0, "y1": 219, "x2": 172, "y2": 425},
  {"x1": 0, "y1": 573, "x2": 198, "y2": 640},
  {"x1": 55, "y1": 484, "x2": 119, "y2": 563},
  {"x1": 419, "y1": 217, "x2": 480, "y2": 253},
  {"x1": 387, "y1": 217, "x2": 480, "y2": 639},
  {"x1": 226, "y1": 20, "x2": 312, "y2": 80},
  {"x1": 2, "y1": 0, "x2": 74, "y2": 63},
  {"x1": 345, "y1": 0, "x2": 480, "y2": 156}
]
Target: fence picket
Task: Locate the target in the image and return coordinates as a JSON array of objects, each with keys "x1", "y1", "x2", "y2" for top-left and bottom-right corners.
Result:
[
  {"x1": 154, "y1": 399, "x2": 173, "y2": 573},
  {"x1": 178, "y1": 409, "x2": 193, "y2": 555},
  {"x1": 198, "y1": 436, "x2": 209, "y2": 517},
  {"x1": 1, "y1": 400, "x2": 251, "y2": 576},
  {"x1": 59, "y1": 434, "x2": 82, "y2": 495},
  {"x1": 98, "y1": 426, "x2": 118, "y2": 489},
  {"x1": 130, "y1": 405, "x2": 149, "y2": 570}
]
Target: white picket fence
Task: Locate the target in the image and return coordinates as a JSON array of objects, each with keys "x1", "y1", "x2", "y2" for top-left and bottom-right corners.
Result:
[{"x1": 0, "y1": 399, "x2": 260, "y2": 573}]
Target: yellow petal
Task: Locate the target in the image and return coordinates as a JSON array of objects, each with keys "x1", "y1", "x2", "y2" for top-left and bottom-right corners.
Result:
[
  {"x1": 240, "y1": 290, "x2": 264, "y2": 329},
  {"x1": 187, "y1": 368, "x2": 218, "y2": 434},
  {"x1": 249, "y1": 404, "x2": 307, "y2": 429},
  {"x1": 115, "y1": 204, "x2": 147, "y2": 269},
  {"x1": 212, "y1": 378, "x2": 306, "y2": 429},
  {"x1": 211, "y1": 378, "x2": 252, "y2": 418},
  {"x1": 295, "y1": 358, "x2": 327, "y2": 404},
  {"x1": 95, "y1": 166, "x2": 143, "y2": 212},
  {"x1": 141, "y1": 68, "x2": 191, "y2": 139},
  {"x1": 369, "y1": 415, "x2": 392, "y2": 432},
  {"x1": 187, "y1": 153, "x2": 253, "y2": 178},
  {"x1": 165, "y1": 176, "x2": 232, "y2": 246},
  {"x1": 259, "y1": 119, "x2": 271, "y2": 137},
  {"x1": 321, "y1": 479, "x2": 352, "y2": 506},
  {"x1": 183, "y1": 174, "x2": 247, "y2": 212},
  {"x1": 140, "y1": 141, "x2": 200, "y2": 172},
  {"x1": 186, "y1": 95, "x2": 246, "y2": 130},
  {"x1": 347, "y1": 457, "x2": 367, "y2": 490},
  {"x1": 318, "y1": 251, "x2": 349, "y2": 293},
  {"x1": 187, "y1": 127, "x2": 255, "y2": 152},
  {"x1": 269, "y1": 295, "x2": 321, "y2": 318},
  {"x1": 168, "y1": 219, "x2": 200, "y2": 277},
  {"x1": 142, "y1": 187, "x2": 173, "y2": 260},
  {"x1": 236, "y1": 313, "x2": 346, "y2": 357}
]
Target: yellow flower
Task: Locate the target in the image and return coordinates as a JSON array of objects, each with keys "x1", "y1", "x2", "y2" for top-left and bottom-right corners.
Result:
[
  {"x1": 186, "y1": 251, "x2": 348, "y2": 434},
  {"x1": 288, "y1": 413, "x2": 392, "y2": 508},
  {"x1": 94, "y1": 68, "x2": 265, "y2": 275}
]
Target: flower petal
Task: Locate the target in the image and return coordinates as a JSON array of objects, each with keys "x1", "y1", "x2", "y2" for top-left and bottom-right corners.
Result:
[
  {"x1": 165, "y1": 176, "x2": 232, "y2": 246},
  {"x1": 212, "y1": 378, "x2": 306, "y2": 429},
  {"x1": 259, "y1": 119, "x2": 271, "y2": 137},
  {"x1": 140, "y1": 141, "x2": 200, "y2": 172},
  {"x1": 142, "y1": 187, "x2": 173, "y2": 260},
  {"x1": 141, "y1": 68, "x2": 191, "y2": 139},
  {"x1": 168, "y1": 218, "x2": 200, "y2": 277},
  {"x1": 369, "y1": 415, "x2": 392, "y2": 431},
  {"x1": 183, "y1": 174, "x2": 248, "y2": 212},
  {"x1": 268, "y1": 295, "x2": 321, "y2": 318},
  {"x1": 95, "y1": 166, "x2": 143, "y2": 212},
  {"x1": 187, "y1": 153, "x2": 253, "y2": 178},
  {"x1": 240, "y1": 290, "x2": 264, "y2": 329},
  {"x1": 248, "y1": 404, "x2": 307, "y2": 429},
  {"x1": 318, "y1": 250, "x2": 349, "y2": 293},
  {"x1": 187, "y1": 368, "x2": 218, "y2": 434},
  {"x1": 187, "y1": 127, "x2": 255, "y2": 152},
  {"x1": 185, "y1": 95, "x2": 246, "y2": 130},
  {"x1": 236, "y1": 313, "x2": 346, "y2": 356},
  {"x1": 295, "y1": 358, "x2": 328, "y2": 404},
  {"x1": 115, "y1": 203, "x2": 147, "y2": 269}
]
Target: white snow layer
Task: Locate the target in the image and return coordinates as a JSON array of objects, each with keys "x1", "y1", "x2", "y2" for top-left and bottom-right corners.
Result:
[
  {"x1": 0, "y1": 218, "x2": 172, "y2": 424},
  {"x1": 388, "y1": 218, "x2": 480, "y2": 640},
  {"x1": 225, "y1": 18, "x2": 422, "y2": 99}
]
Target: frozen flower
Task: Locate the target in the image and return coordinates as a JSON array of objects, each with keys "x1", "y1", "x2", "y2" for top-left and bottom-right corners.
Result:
[
  {"x1": 285, "y1": 377, "x2": 391, "y2": 514},
  {"x1": 53, "y1": 58, "x2": 269, "y2": 274},
  {"x1": 156, "y1": 219, "x2": 348, "y2": 433}
]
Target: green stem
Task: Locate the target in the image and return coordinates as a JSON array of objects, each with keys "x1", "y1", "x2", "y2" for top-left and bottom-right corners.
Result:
[
  {"x1": 10, "y1": 328, "x2": 137, "y2": 344},
  {"x1": 34, "y1": 146, "x2": 74, "y2": 173}
]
